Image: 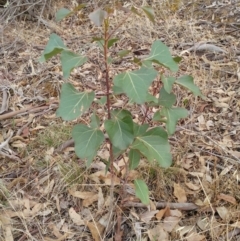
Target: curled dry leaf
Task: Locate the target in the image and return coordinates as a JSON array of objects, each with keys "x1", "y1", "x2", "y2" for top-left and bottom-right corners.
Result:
[
  {"x1": 68, "y1": 207, "x2": 85, "y2": 226},
  {"x1": 68, "y1": 189, "x2": 96, "y2": 199},
  {"x1": 217, "y1": 193, "x2": 236, "y2": 204},
  {"x1": 185, "y1": 182, "x2": 200, "y2": 191},
  {"x1": 163, "y1": 216, "x2": 181, "y2": 232},
  {"x1": 216, "y1": 206, "x2": 229, "y2": 221},
  {"x1": 82, "y1": 194, "x2": 98, "y2": 207},
  {"x1": 173, "y1": 183, "x2": 187, "y2": 203},
  {"x1": 147, "y1": 224, "x2": 169, "y2": 241},
  {"x1": 139, "y1": 210, "x2": 158, "y2": 223},
  {"x1": 87, "y1": 221, "x2": 105, "y2": 241}
]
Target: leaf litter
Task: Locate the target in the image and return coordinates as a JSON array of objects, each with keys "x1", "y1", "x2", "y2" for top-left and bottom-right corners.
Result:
[{"x1": 0, "y1": 0, "x2": 240, "y2": 240}]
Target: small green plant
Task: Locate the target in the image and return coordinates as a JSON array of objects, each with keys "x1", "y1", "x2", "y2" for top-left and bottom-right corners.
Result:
[{"x1": 40, "y1": 4, "x2": 203, "y2": 206}]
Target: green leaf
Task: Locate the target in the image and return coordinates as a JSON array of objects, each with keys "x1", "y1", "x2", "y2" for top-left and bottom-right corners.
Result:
[
  {"x1": 56, "y1": 8, "x2": 71, "y2": 22},
  {"x1": 89, "y1": 8, "x2": 108, "y2": 27},
  {"x1": 108, "y1": 38, "x2": 119, "y2": 48},
  {"x1": 131, "y1": 128, "x2": 172, "y2": 167},
  {"x1": 173, "y1": 56, "x2": 182, "y2": 63},
  {"x1": 147, "y1": 127, "x2": 168, "y2": 139},
  {"x1": 113, "y1": 67, "x2": 158, "y2": 104},
  {"x1": 134, "y1": 179, "x2": 150, "y2": 205},
  {"x1": 113, "y1": 145, "x2": 124, "y2": 158},
  {"x1": 72, "y1": 124, "x2": 104, "y2": 167},
  {"x1": 39, "y1": 33, "x2": 66, "y2": 62},
  {"x1": 117, "y1": 49, "x2": 131, "y2": 58},
  {"x1": 56, "y1": 83, "x2": 95, "y2": 121},
  {"x1": 129, "y1": 149, "x2": 140, "y2": 170},
  {"x1": 90, "y1": 113, "x2": 100, "y2": 128},
  {"x1": 162, "y1": 75, "x2": 175, "y2": 93},
  {"x1": 133, "y1": 123, "x2": 149, "y2": 137},
  {"x1": 60, "y1": 50, "x2": 87, "y2": 79},
  {"x1": 105, "y1": 110, "x2": 134, "y2": 150},
  {"x1": 142, "y1": 6, "x2": 155, "y2": 22},
  {"x1": 175, "y1": 75, "x2": 203, "y2": 97},
  {"x1": 145, "y1": 40, "x2": 178, "y2": 72},
  {"x1": 152, "y1": 111, "x2": 167, "y2": 123},
  {"x1": 158, "y1": 87, "x2": 176, "y2": 108},
  {"x1": 160, "y1": 107, "x2": 188, "y2": 135},
  {"x1": 146, "y1": 93, "x2": 158, "y2": 104}
]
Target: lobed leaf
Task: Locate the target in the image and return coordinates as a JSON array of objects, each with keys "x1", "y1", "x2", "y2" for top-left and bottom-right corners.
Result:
[
  {"x1": 60, "y1": 50, "x2": 87, "y2": 79},
  {"x1": 145, "y1": 40, "x2": 178, "y2": 72},
  {"x1": 131, "y1": 127, "x2": 172, "y2": 167},
  {"x1": 175, "y1": 75, "x2": 203, "y2": 97},
  {"x1": 158, "y1": 87, "x2": 176, "y2": 108},
  {"x1": 160, "y1": 107, "x2": 188, "y2": 135},
  {"x1": 105, "y1": 110, "x2": 134, "y2": 150},
  {"x1": 113, "y1": 67, "x2": 158, "y2": 104},
  {"x1": 72, "y1": 124, "x2": 104, "y2": 167},
  {"x1": 39, "y1": 33, "x2": 66, "y2": 62},
  {"x1": 56, "y1": 83, "x2": 95, "y2": 121}
]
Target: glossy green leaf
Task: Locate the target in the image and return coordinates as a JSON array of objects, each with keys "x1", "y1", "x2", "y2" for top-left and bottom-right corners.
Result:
[
  {"x1": 60, "y1": 50, "x2": 87, "y2": 79},
  {"x1": 56, "y1": 83, "x2": 95, "y2": 121},
  {"x1": 105, "y1": 110, "x2": 134, "y2": 150},
  {"x1": 89, "y1": 8, "x2": 108, "y2": 27},
  {"x1": 158, "y1": 87, "x2": 176, "y2": 108},
  {"x1": 134, "y1": 179, "x2": 150, "y2": 205},
  {"x1": 56, "y1": 8, "x2": 71, "y2": 22},
  {"x1": 145, "y1": 40, "x2": 178, "y2": 72},
  {"x1": 160, "y1": 107, "x2": 188, "y2": 135},
  {"x1": 108, "y1": 38, "x2": 119, "y2": 48},
  {"x1": 72, "y1": 124, "x2": 104, "y2": 167},
  {"x1": 175, "y1": 75, "x2": 203, "y2": 97},
  {"x1": 113, "y1": 67, "x2": 158, "y2": 104},
  {"x1": 162, "y1": 75, "x2": 175, "y2": 93},
  {"x1": 129, "y1": 149, "x2": 140, "y2": 170},
  {"x1": 132, "y1": 127, "x2": 172, "y2": 167},
  {"x1": 39, "y1": 33, "x2": 66, "y2": 62},
  {"x1": 142, "y1": 6, "x2": 155, "y2": 22}
]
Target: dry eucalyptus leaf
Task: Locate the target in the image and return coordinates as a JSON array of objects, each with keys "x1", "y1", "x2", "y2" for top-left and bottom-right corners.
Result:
[{"x1": 69, "y1": 207, "x2": 85, "y2": 226}]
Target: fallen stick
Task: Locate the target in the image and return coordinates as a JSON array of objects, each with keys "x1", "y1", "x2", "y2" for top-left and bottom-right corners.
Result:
[
  {"x1": 124, "y1": 202, "x2": 199, "y2": 210},
  {"x1": 0, "y1": 105, "x2": 50, "y2": 121}
]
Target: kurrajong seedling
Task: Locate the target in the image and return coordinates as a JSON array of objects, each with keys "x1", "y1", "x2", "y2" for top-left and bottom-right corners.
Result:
[{"x1": 40, "y1": 4, "x2": 203, "y2": 206}]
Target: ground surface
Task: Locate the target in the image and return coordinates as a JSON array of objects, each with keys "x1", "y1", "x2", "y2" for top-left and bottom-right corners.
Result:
[{"x1": 0, "y1": 0, "x2": 240, "y2": 240}]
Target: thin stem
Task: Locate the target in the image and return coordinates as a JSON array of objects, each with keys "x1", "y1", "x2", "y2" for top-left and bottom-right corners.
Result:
[
  {"x1": 104, "y1": 21, "x2": 111, "y2": 120},
  {"x1": 103, "y1": 19, "x2": 118, "y2": 238}
]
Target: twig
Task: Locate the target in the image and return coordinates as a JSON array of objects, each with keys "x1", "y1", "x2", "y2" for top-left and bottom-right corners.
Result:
[
  {"x1": 0, "y1": 105, "x2": 50, "y2": 121},
  {"x1": 54, "y1": 139, "x2": 74, "y2": 154},
  {"x1": 124, "y1": 202, "x2": 199, "y2": 210}
]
